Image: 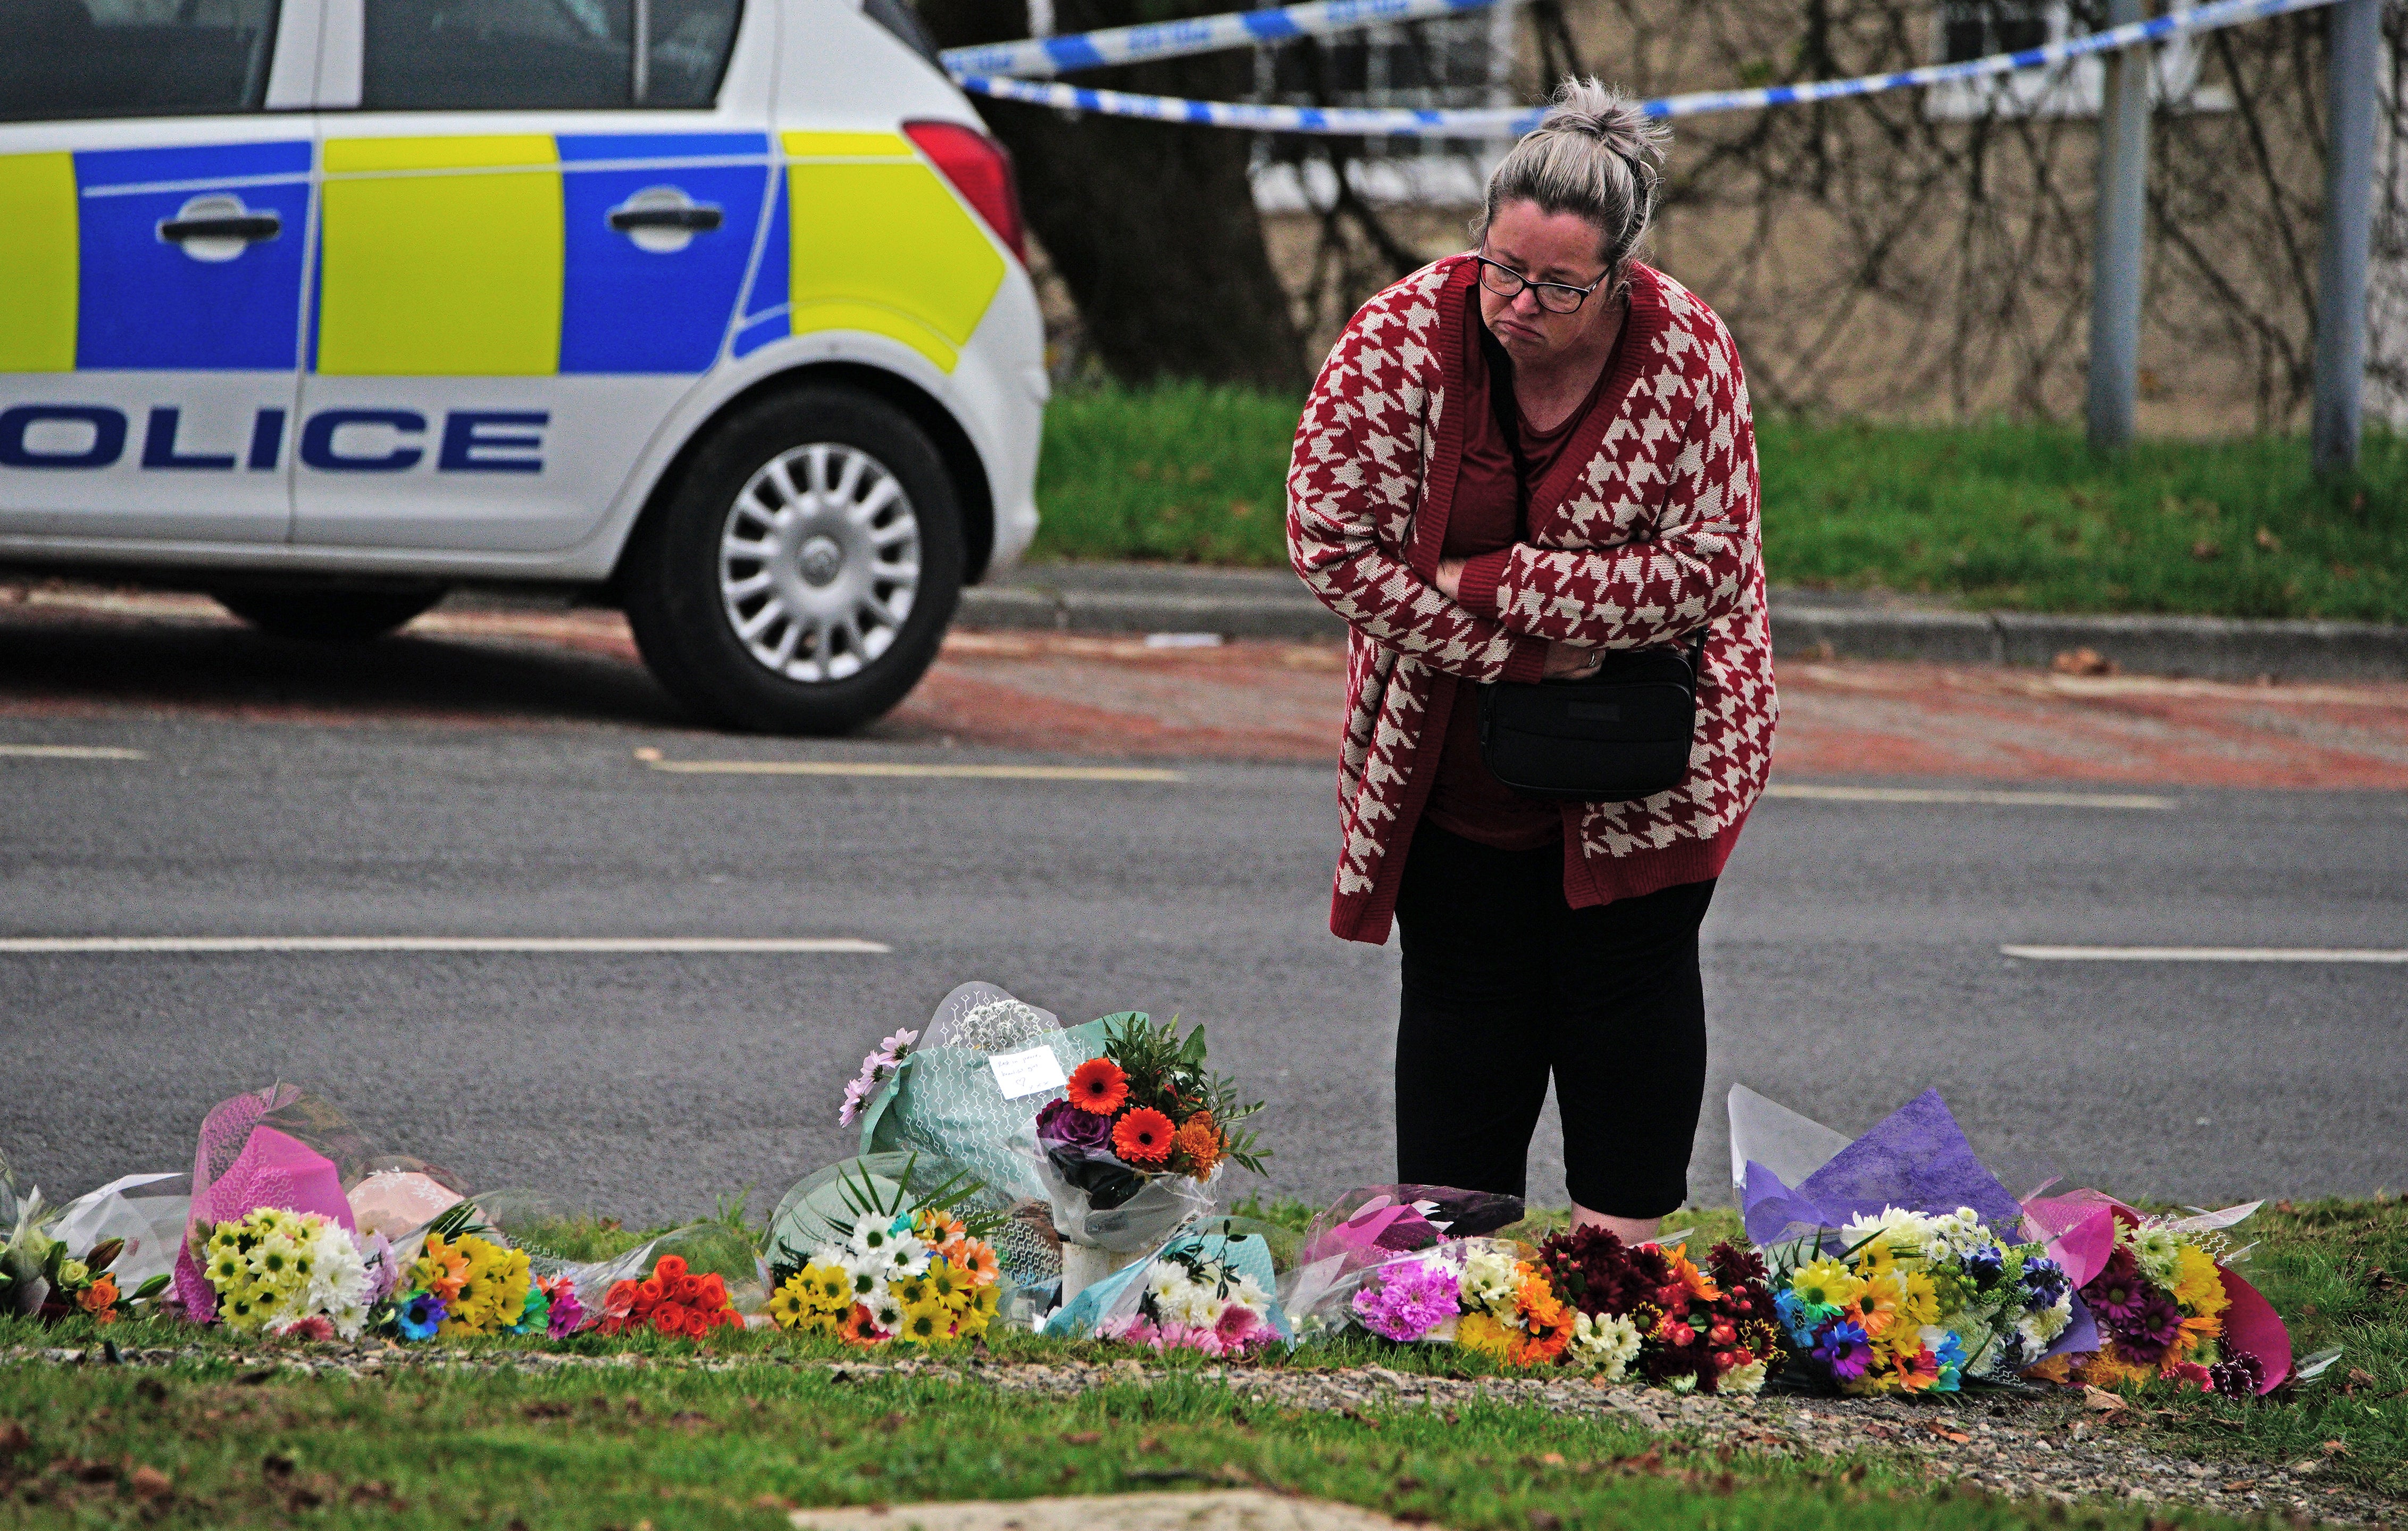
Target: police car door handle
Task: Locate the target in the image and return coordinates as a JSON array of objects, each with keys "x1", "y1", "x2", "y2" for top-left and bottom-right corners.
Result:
[
  {"x1": 158, "y1": 212, "x2": 282, "y2": 244},
  {"x1": 608, "y1": 204, "x2": 723, "y2": 233}
]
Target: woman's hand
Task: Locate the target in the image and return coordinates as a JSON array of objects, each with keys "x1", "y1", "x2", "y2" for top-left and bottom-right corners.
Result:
[
  {"x1": 1434, "y1": 557, "x2": 1468, "y2": 600},
  {"x1": 1542, "y1": 641, "x2": 1604, "y2": 680}
]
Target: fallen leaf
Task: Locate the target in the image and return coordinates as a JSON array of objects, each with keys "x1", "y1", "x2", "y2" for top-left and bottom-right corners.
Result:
[
  {"x1": 1063, "y1": 1432, "x2": 1102, "y2": 1446},
  {"x1": 128, "y1": 1466, "x2": 170, "y2": 1502},
  {"x1": 2053, "y1": 647, "x2": 2117, "y2": 677},
  {"x1": 0, "y1": 1419, "x2": 28, "y2": 1457},
  {"x1": 2083, "y1": 1386, "x2": 2130, "y2": 1413},
  {"x1": 1931, "y1": 1427, "x2": 1972, "y2": 1444},
  {"x1": 2320, "y1": 1440, "x2": 2349, "y2": 1457},
  {"x1": 2344, "y1": 1368, "x2": 2376, "y2": 1394},
  {"x1": 1539, "y1": 1452, "x2": 1566, "y2": 1467}
]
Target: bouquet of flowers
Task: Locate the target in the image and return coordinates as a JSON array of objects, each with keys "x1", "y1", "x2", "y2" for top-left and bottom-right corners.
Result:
[
  {"x1": 595, "y1": 1252, "x2": 745, "y2": 1339},
  {"x1": 1765, "y1": 1205, "x2": 2072, "y2": 1395},
  {"x1": 1537, "y1": 1228, "x2": 1779, "y2": 1394},
  {"x1": 1341, "y1": 1237, "x2": 1574, "y2": 1369},
  {"x1": 383, "y1": 1203, "x2": 575, "y2": 1340},
  {"x1": 194, "y1": 1205, "x2": 388, "y2": 1340},
  {"x1": 2021, "y1": 1191, "x2": 2290, "y2": 1396},
  {"x1": 1277, "y1": 1185, "x2": 1525, "y2": 1339},
  {"x1": 1029, "y1": 1012, "x2": 1265, "y2": 1266},
  {"x1": 764, "y1": 1158, "x2": 1007, "y2": 1346},
  {"x1": 1096, "y1": 1242, "x2": 1280, "y2": 1357}
]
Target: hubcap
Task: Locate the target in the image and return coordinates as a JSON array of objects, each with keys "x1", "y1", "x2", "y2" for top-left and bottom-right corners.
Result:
[{"x1": 717, "y1": 443, "x2": 921, "y2": 684}]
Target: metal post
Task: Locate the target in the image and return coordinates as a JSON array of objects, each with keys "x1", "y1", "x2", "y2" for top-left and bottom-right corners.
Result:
[
  {"x1": 2087, "y1": 0, "x2": 2150, "y2": 452},
  {"x1": 2313, "y1": 0, "x2": 2383, "y2": 475}
]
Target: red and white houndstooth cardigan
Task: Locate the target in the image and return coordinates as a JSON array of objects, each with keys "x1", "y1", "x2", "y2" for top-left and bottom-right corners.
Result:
[{"x1": 1287, "y1": 253, "x2": 1777, "y2": 943}]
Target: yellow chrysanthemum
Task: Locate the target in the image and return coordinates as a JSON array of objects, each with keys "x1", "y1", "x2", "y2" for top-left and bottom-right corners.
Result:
[
  {"x1": 1854, "y1": 1272, "x2": 1907, "y2": 1337},
  {"x1": 925, "y1": 1259, "x2": 972, "y2": 1312},
  {"x1": 1895, "y1": 1269, "x2": 1942, "y2": 1329},
  {"x1": 1791, "y1": 1258, "x2": 1862, "y2": 1312},
  {"x1": 972, "y1": 1282, "x2": 1002, "y2": 1317},
  {"x1": 768, "y1": 1278, "x2": 811, "y2": 1329},
  {"x1": 2173, "y1": 1246, "x2": 2228, "y2": 1318},
  {"x1": 897, "y1": 1298, "x2": 954, "y2": 1345},
  {"x1": 791, "y1": 1262, "x2": 845, "y2": 1311},
  {"x1": 892, "y1": 1272, "x2": 932, "y2": 1309},
  {"x1": 1457, "y1": 1312, "x2": 1515, "y2": 1361}
]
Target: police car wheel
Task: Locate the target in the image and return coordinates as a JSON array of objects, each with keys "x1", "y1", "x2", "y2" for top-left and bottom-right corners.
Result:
[
  {"x1": 624, "y1": 388, "x2": 964, "y2": 735},
  {"x1": 211, "y1": 585, "x2": 449, "y2": 644}
]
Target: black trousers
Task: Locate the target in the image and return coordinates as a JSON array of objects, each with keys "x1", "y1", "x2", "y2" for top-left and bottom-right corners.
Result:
[{"x1": 1392, "y1": 820, "x2": 1714, "y2": 1218}]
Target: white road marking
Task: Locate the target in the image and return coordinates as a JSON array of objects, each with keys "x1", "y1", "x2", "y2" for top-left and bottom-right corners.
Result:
[
  {"x1": 1766, "y1": 783, "x2": 2175, "y2": 810},
  {"x1": 643, "y1": 759, "x2": 1184, "y2": 783},
  {"x1": 0, "y1": 936, "x2": 889, "y2": 954},
  {"x1": 2002, "y1": 945, "x2": 2408, "y2": 963},
  {"x1": 0, "y1": 744, "x2": 147, "y2": 760}
]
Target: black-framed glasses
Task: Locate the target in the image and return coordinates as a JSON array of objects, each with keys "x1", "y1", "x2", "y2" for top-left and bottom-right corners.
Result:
[{"x1": 1475, "y1": 255, "x2": 1609, "y2": 315}]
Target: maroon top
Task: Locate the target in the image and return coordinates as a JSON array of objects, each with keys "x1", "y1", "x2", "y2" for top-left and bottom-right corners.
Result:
[{"x1": 1422, "y1": 302, "x2": 1625, "y2": 852}]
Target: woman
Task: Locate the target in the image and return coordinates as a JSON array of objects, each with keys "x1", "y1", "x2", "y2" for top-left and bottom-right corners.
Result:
[{"x1": 1286, "y1": 80, "x2": 1775, "y2": 1244}]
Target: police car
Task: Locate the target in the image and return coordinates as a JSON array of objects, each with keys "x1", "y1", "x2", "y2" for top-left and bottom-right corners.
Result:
[{"x1": 0, "y1": 0, "x2": 1045, "y2": 734}]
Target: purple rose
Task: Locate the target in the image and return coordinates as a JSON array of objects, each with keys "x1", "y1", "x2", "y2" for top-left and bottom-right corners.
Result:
[{"x1": 1037, "y1": 1097, "x2": 1113, "y2": 1152}]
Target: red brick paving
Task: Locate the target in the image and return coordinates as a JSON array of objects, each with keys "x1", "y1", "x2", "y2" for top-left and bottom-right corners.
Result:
[{"x1": 3, "y1": 584, "x2": 2404, "y2": 791}]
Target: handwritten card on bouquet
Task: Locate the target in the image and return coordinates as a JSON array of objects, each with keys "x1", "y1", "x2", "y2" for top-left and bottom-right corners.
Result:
[{"x1": 989, "y1": 1045, "x2": 1070, "y2": 1100}]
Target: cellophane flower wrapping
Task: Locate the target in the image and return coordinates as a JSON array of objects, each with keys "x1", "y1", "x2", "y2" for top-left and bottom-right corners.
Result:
[
  {"x1": 1763, "y1": 1205, "x2": 2075, "y2": 1395},
  {"x1": 1053, "y1": 1219, "x2": 1295, "y2": 1353},
  {"x1": 2020, "y1": 1190, "x2": 2291, "y2": 1396},
  {"x1": 852, "y1": 984, "x2": 1114, "y2": 1289},
  {"x1": 1278, "y1": 1185, "x2": 1524, "y2": 1338},
  {"x1": 760, "y1": 1154, "x2": 1011, "y2": 1346},
  {"x1": 173, "y1": 1087, "x2": 362, "y2": 1324},
  {"x1": 1020, "y1": 1012, "x2": 1265, "y2": 1261}
]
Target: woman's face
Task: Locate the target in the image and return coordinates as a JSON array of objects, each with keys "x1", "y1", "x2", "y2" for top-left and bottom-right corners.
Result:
[{"x1": 1477, "y1": 199, "x2": 1617, "y2": 368}]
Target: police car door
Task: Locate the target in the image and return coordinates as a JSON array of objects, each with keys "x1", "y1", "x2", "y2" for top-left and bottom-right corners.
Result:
[
  {"x1": 292, "y1": 0, "x2": 767, "y2": 554},
  {"x1": 0, "y1": 0, "x2": 314, "y2": 545}
]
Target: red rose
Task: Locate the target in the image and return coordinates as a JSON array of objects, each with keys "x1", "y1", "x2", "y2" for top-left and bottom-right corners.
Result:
[
  {"x1": 1709, "y1": 1322, "x2": 1737, "y2": 1347},
  {"x1": 696, "y1": 1274, "x2": 728, "y2": 1309},
  {"x1": 655, "y1": 1255, "x2": 689, "y2": 1283},
  {"x1": 671, "y1": 1274, "x2": 701, "y2": 1305},
  {"x1": 638, "y1": 1276, "x2": 666, "y2": 1305},
  {"x1": 1660, "y1": 1320, "x2": 1695, "y2": 1348},
  {"x1": 684, "y1": 1308, "x2": 708, "y2": 1338},
  {"x1": 653, "y1": 1302, "x2": 689, "y2": 1335}
]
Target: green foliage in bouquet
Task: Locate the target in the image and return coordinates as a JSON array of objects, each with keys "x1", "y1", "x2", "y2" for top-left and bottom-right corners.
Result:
[{"x1": 1103, "y1": 1012, "x2": 1268, "y2": 1176}]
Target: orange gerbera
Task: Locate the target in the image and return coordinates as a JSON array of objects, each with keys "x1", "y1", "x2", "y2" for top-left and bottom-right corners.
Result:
[
  {"x1": 945, "y1": 1240, "x2": 1001, "y2": 1287},
  {"x1": 1173, "y1": 1117, "x2": 1223, "y2": 1176},
  {"x1": 1067, "y1": 1058, "x2": 1131, "y2": 1115},
  {"x1": 1111, "y1": 1106, "x2": 1175, "y2": 1164},
  {"x1": 841, "y1": 1304, "x2": 886, "y2": 1346}
]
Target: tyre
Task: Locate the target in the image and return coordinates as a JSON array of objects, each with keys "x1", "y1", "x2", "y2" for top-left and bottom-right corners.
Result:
[
  {"x1": 212, "y1": 584, "x2": 448, "y2": 643},
  {"x1": 622, "y1": 387, "x2": 964, "y2": 735}
]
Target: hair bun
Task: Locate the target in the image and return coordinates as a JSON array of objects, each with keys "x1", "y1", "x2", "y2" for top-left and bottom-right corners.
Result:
[{"x1": 1541, "y1": 77, "x2": 1668, "y2": 170}]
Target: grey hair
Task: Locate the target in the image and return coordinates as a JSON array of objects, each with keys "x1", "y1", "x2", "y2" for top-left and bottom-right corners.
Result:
[{"x1": 1474, "y1": 79, "x2": 1669, "y2": 286}]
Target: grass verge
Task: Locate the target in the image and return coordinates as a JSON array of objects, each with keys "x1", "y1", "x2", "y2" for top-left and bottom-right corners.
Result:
[
  {"x1": 2, "y1": 1196, "x2": 2396, "y2": 1525},
  {"x1": 1028, "y1": 385, "x2": 2408, "y2": 625},
  {"x1": 0, "y1": 1355, "x2": 2237, "y2": 1531}
]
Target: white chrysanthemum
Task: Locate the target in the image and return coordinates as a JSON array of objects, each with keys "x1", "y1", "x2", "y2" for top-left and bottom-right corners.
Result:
[
  {"x1": 1147, "y1": 1263, "x2": 1183, "y2": 1302},
  {"x1": 847, "y1": 1220, "x2": 893, "y2": 1257},
  {"x1": 1458, "y1": 1247, "x2": 1518, "y2": 1312},
  {"x1": 1229, "y1": 1272, "x2": 1273, "y2": 1312},
  {"x1": 1570, "y1": 1311, "x2": 1641, "y2": 1381},
  {"x1": 868, "y1": 1289, "x2": 904, "y2": 1330},
  {"x1": 1841, "y1": 1205, "x2": 1933, "y2": 1257},
  {"x1": 809, "y1": 1242, "x2": 850, "y2": 1269},
  {"x1": 2131, "y1": 1225, "x2": 2184, "y2": 1287},
  {"x1": 1720, "y1": 1358, "x2": 1769, "y2": 1396},
  {"x1": 2017, "y1": 1295, "x2": 2072, "y2": 1353},
  {"x1": 884, "y1": 1234, "x2": 931, "y2": 1277}
]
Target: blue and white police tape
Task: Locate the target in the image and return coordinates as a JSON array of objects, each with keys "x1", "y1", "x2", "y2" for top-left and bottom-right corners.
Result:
[
  {"x1": 955, "y1": 0, "x2": 2340, "y2": 134},
  {"x1": 940, "y1": 0, "x2": 1495, "y2": 79}
]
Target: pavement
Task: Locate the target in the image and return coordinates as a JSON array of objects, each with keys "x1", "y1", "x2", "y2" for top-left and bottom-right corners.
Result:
[
  {"x1": 967, "y1": 562, "x2": 2408, "y2": 684},
  {"x1": 0, "y1": 578, "x2": 2403, "y2": 1226}
]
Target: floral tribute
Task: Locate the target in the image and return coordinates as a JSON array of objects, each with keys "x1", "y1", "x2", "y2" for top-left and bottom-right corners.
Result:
[
  {"x1": 1345, "y1": 1239, "x2": 1576, "y2": 1372},
  {"x1": 596, "y1": 1253, "x2": 745, "y2": 1339},
  {"x1": 1539, "y1": 1229, "x2": 1779, "y2": 1394},
  {"x1": 391, "y1": 1227, "x2": 561, "y2": 1339},
  {"x1": 195, "y1": 1206, "x2": 384, "y2": 1340},
  {"x1": 1097, "y1": 1246, "x2": 1278, "y2": 1357},
  {"x1": 1035, "y1": 1013, "x2": 1265, "y2": 1197},
  {"x1": 2025, "y1": 1209, "x2": 2248, "y2": 1395},
  {"x1": 765, "y1": 1160, "x2": 1005, "y2": 1347},
  {"x1": 1768, "y1": 1206, "x2": 2073, "y2": 1395}
]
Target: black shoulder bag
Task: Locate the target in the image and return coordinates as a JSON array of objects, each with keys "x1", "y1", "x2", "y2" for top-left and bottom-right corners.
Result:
[{"x1": 1474, "y1": 336, "x2": 1707, "y2": 803}]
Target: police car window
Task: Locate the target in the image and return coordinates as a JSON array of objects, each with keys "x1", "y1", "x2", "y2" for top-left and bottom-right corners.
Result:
[
  {"x1": 361, "y1": 0, "x2": 742, "y2": 110},
  {"x1": 0, "y1": 0, "x2": 280, "y2": 123}
]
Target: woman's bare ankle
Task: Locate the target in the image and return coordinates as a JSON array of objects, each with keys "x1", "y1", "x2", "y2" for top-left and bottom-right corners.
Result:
[{"x1": 1569, "y1": 1203, "x2": 1660, "y2": 1244}]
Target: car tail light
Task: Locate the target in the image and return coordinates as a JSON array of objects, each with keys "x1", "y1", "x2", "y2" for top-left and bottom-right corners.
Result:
[{"x1": 903, "y1": 120, "x2": 1027, "y2": 263}]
